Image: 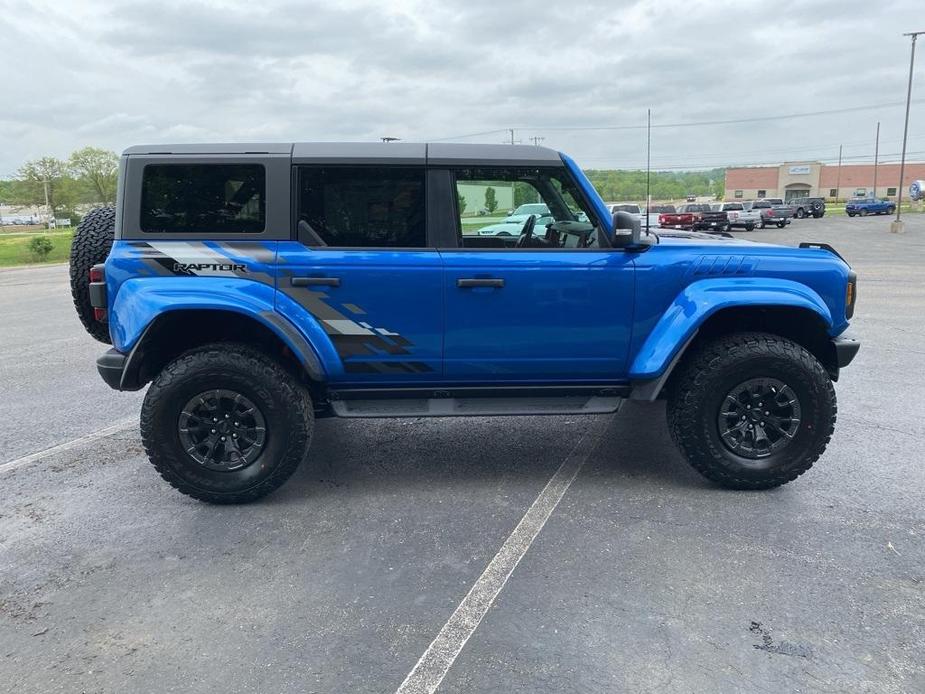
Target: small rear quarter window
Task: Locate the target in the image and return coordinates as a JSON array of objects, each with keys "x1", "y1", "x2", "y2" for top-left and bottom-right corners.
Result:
[{"x1": 140, "y1": 163, "x2": 266, "y2": 234}]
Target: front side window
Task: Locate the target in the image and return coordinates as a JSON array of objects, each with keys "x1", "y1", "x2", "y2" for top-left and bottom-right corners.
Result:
[
  {"x1": 453, "y1": 167, "x2": 600, "y2": 249},
  {"x1": 141, "y1": 164, "x2": 266, "y2": 234},
  {"x1": 297, "y1": 166, "x2": 425, "y2": 248}
]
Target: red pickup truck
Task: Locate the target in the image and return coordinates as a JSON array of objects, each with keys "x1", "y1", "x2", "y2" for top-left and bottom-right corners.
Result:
[{"x1": 658, "y1": 203, "x2": 728, "y2": 232}]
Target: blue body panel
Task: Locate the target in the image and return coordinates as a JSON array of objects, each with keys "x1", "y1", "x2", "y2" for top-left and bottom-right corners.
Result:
[
  {"x1": 440, "y1": 249, "x2": 634, "y2": 380},
  {"x1": 103, "y1": 151, "x2": 855, "y2": 390}
]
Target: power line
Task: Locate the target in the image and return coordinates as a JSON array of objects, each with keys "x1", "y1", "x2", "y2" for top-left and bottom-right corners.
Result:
[{"x1": 428, "y1": 98, "x2": 925, "y2": 141}]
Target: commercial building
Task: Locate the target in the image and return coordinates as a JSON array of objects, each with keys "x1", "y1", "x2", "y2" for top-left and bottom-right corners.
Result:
[{"x1": 724, "y1": 161, "x2": 925, "y2": 201}]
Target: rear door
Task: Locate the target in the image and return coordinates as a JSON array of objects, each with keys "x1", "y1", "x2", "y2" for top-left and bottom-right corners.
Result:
[
  {"x1": 437, "y1": 165, "x2": 635, "y2": 381},
  {"x1": 277, "y1": 160, "x2": 443, "y2": 382}
]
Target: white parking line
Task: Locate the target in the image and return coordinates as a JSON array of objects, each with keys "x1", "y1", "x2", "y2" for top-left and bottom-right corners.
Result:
[
  {"x1": 0, "y1": 417, "x2": 137, "y2": 475},
  {"x1": 395, "y1": 412, "x2": 615, "y2": 694}
]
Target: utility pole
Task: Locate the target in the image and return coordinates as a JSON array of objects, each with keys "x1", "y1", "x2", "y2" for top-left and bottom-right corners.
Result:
[
  {"x1": 509, "y1": 129, "x2": 515, "y2": 145},
  {"x1": 835, "y1": 145, "x2": 843, "y2": 203},
  {"x1": 530, "y1": 136, "x2": 545, "y2": 146},
  {"x1": 894, "y1": 30, "x2": 924, "y2": 233},
  {"x1": 873, "y1": 121, "x2": 880, "y2": 199}
]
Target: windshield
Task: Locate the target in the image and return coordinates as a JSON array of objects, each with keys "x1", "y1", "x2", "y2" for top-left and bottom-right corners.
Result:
[
  {"x1": 510, "y1": 203, "x2": 549, "y2": 216},
  {"x1": 612, "y1": 204, "x2": 641, "y2": 214}
]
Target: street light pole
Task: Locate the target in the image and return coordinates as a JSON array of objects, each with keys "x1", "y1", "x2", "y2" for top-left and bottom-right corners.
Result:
[
  {"x1": 894, "y1": 30, "x2": 924, "y2": 232},
  {"x1": 873, "y1": 121, "x2": 880, "y2": 198}
]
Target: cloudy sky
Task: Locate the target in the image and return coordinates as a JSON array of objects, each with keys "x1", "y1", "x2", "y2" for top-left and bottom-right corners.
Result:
[{"x1": 1, "y1": 0, "x2": 924, "y2": 175}]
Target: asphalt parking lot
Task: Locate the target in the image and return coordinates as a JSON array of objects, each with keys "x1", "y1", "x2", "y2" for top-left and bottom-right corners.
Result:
[{"x1": 1, "y1": 214, "x2": 923, "y2": 694}]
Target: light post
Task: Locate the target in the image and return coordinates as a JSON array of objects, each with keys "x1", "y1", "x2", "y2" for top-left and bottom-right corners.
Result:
[{"x1": 893, "y1": 31, "x2": 925, "y2": 233}]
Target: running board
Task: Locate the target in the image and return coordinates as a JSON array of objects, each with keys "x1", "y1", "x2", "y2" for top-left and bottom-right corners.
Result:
[{"x1": 327, "y1": 385, "x2": 628, "y2": 418}]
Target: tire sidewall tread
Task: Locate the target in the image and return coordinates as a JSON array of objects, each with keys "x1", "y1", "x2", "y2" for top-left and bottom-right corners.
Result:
[
  {"x1": 667, "y1": 332, "x2": 836, "y2": 490},
  {"x1": 140, "y1": 343, "x2": 314, "y2": 504}
]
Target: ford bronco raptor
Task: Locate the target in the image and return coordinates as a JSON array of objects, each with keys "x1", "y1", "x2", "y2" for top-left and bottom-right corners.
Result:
[{"x1": 69, "y1": 143, "x2": 859, "y2": 503}]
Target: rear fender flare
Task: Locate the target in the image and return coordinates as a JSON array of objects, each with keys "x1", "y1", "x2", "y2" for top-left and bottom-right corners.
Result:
[
  {"x1": 110, "y1": 277, "x2": 327, "y2": 381},
  {"x1": 629, "y1": 278, "x2": 833, "y2": 397}
]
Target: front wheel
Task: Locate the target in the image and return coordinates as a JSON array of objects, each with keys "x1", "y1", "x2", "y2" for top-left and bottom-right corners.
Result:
[
  {"x1": 667, "y1": 332, "x2": 836, "y2": 490},
  {"x1": 140, "y1": 343, "x2": 314, "y2": 503},
  {"x1": 795, "y1": 208, "x2": 805, "y2": 219}
]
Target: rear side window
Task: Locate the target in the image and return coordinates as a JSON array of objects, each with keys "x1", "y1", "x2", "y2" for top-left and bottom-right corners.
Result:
[
  {"x1": 297, "y1": 166, "x2": 426, "y2": 248},
  {"x1": 140, "y1": 164, "x2": 266, "y2": 234}
]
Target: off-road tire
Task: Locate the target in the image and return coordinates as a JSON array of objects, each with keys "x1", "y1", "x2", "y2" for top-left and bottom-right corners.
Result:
[
  {"x1": 69, "y1": 206, "x2": 115, "y2": 343},
  {"x1": 141, "y1": 343, "x2": 314, "y2": 504},
  {"x1": 810, "y1": 200, "x2": 825, "y2": 216},
  {"x1": 667, "y1": 332, "x2": 836, "y2": 490}
]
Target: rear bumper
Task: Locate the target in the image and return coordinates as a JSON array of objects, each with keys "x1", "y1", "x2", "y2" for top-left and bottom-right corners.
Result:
[{"x1": 832, "y1": 334, "x2": 860, "y2": 368}]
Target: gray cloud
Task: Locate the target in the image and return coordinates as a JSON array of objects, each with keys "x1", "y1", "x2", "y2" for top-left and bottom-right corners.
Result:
[{"x1": 1, "y1": 0, "x2": 923, "y2": 176}]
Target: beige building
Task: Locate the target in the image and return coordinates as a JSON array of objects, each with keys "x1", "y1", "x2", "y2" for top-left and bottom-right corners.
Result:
[{"x1": 724, "y1": 161, "x2": 925, "y2": 201}]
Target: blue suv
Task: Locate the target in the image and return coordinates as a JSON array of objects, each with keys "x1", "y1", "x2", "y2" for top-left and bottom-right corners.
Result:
[{"x1": 69, "y1": 143, "x2": 859, "y2": 503}]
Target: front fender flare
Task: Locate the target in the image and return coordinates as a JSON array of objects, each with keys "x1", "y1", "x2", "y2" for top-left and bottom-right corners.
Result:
[
  {"x1": 109, "y1": 277, "x2": 326, "y2": 381},
  {"x1": 629, "y1": 277, "x2": 834, "y2": 392}
]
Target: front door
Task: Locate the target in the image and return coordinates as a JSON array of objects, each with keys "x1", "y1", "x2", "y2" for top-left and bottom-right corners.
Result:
[
  {"x1": 440, "y1": 166, "x2": 635, "y2": 382},
  {"x1": 278, "y1": 164, "x2": 443, "y2": 382}
]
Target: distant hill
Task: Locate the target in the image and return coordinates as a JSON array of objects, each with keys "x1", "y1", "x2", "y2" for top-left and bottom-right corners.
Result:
[{"x1": 584, "y1": 168, "x2": 725, "y2": 202}]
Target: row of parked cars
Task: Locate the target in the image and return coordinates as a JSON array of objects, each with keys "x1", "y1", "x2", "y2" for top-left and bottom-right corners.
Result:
[
  {"x1": 472, "y1": 194, "x2": 896, "y2": 238},
  {"x1": 605, "y1": 199, "x2": 813, "y2": 233}
]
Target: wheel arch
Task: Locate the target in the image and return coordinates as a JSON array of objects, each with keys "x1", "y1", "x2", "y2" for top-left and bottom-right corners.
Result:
[
  {"x1": 629, "y1": 279, "x2": 837, "y2": 400},
  {"x1": 120, "y1": 308, "x2": 326, "y2": 391}
]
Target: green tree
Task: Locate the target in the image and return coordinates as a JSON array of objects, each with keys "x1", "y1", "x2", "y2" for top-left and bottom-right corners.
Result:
[
  {"x1": 457, "y1": 190, "x2": 467, "y2": 215},
  {"x1": 69, "y1": 147, "x2": 119, "y2": 203},
  {"x1": 484, "y1": 186, "x2": 498, "y2": 213},
  {"x1": 15, "y1": 157, "x2": 72, "y2": 216},
  {"x1": 513, "y1": 182, "x2": 538, "y2": 207}
]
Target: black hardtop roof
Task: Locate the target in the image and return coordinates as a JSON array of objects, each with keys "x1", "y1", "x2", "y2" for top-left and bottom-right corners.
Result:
[{"x1": 122, "y1": 142, "x2": 563, "y2": 166}]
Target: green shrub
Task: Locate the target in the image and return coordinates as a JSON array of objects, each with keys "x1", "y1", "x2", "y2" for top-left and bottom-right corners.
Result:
[{"x1": 28, "y1": 235, "x2": 54, "y2": 261}]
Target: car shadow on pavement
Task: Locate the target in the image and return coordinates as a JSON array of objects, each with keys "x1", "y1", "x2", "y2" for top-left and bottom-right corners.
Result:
[{"x1": 272, "y1": 400, "x2": 710, "y2": 505}]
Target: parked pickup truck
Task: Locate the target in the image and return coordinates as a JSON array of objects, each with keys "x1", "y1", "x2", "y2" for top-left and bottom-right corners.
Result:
[
  {"x1": 745, "y1": 200, "x2": 793, "y2": 228},
  {"x1": 845, "y1": 198, "x2": 896, "y2": 217},
  {"x1": 658, "y1": 203, "x2": 728, "y2": 232},
  {"x1": 711, "y1": 202, "x2": 761, "y2": 231},
  {"x1": 68, "y1": 142, "x2": 859, "y2": 503}
]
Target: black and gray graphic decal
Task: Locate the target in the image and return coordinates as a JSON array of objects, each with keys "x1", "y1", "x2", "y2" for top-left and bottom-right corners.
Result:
[{"x1": 282, "y1": 284, "x2": 432, "y2": 374}]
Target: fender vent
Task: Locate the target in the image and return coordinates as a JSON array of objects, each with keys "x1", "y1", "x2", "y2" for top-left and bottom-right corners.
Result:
[{"x1": 690, "y1": 255, "x2": 757, "y2": 276}]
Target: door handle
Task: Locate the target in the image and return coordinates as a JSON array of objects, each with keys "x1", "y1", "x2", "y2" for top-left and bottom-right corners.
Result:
[
  {"x1": 457, "y1": 278, "x2": 504, "y2": 288},
  {"x1": 291, "y1": 276, "x2": 341, "y2": 287}
]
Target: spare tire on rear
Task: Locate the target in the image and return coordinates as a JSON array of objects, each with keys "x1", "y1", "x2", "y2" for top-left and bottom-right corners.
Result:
[{"x1": 69, "y1": 206, "x2": 115, "y2": 344}]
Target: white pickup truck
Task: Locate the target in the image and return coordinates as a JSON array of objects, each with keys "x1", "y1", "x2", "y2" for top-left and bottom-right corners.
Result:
[{"x1": 711, "y1": 202, "x2": 760, "y2": 232}]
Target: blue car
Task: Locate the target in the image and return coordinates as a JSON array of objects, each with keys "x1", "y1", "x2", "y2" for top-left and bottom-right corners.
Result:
[
  {"x1": 846, "y1": 198, "x2": 896, "y2": 217},
  {"x1": 68, "y1": 142, "x2": 859, "y2": 503}
]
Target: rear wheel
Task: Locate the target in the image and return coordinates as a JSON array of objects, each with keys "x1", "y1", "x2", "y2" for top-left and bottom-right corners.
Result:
[
  {"x1": 140, "y1": 343, "x2": 314, "y2": 504},
  {"x1": 777, "y1": 221, "x2": 786, "y2": 228},
  {"x1": 69, "y1": 206, "x2": 115, "y2": 343},
  {"x1": 667, "y1": 332, "x2": 836, "y2": 490}
]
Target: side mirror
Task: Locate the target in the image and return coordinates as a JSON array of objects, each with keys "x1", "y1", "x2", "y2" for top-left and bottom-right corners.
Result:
[
  {"x1": 611, "y1": 210, "x2": 641, "y2": 248},
  {"x1": 506, "y1": 210, "x2": 514, "y2": 216}
]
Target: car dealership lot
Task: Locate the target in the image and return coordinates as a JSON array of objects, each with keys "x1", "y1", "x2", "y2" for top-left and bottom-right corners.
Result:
[{"x1": 1, "y1": 215, "x2": 923, "y2": 693}]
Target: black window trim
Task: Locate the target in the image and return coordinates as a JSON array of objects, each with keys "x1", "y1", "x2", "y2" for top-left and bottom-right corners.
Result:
[
  {"x1": 119, "y1": 153, "x2": 291, "y2": 241},
  {"x1": 291, "y1": 163, "x2": 434, "y2": 251}
]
